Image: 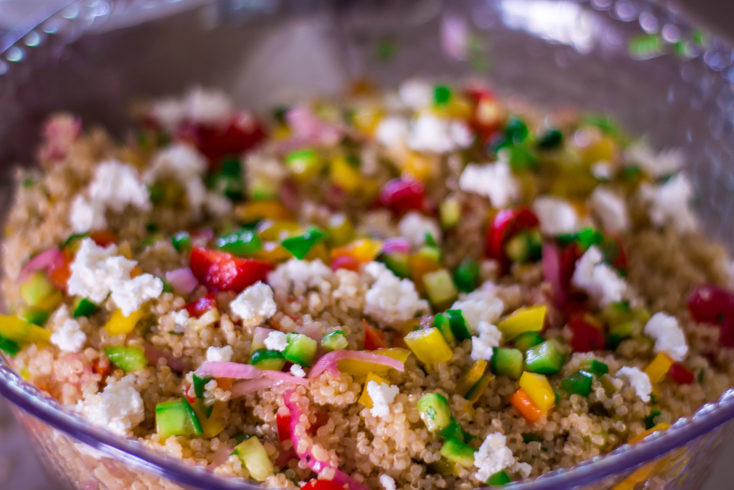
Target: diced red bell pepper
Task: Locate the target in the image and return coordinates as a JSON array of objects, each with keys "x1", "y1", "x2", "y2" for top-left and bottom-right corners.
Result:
[
  {"x1": 720, "y1": 315, "x2": 734, "y2": 348},
  {"x1": 687, "y1": 285, "x2": 734, "y2": 325},
  {"x1": 379, "y1": 178, "x2": 425, "y2": 215},
  {"x1": 189, "y1": 247, "x2": 272, "y2": 293},
  {"x1": 364, "y1": 320, "x2": 387, "y2": 350},
  {"x1": 486, "y1": 207, "x2": 539, "y2": 270},
  {"x1": 89, "y1": 229, "x2": 117, "y2": 247},
  {"x1": 276, "y1": 414, "x2": 291, "y2": 442},
  {"x1": 48, "y1": 249, "x2": 72, "y2": 290},
  {"x1": 330, "y1": 255, "x2": 361, "y2": 272},
  {"x1": 569, "y1": 315, "x2": 605, "y2": 352},
  {"x1": 300, "y1": 480, "x2": 346, "y2": 490},
  {"x1": 185, "y1": 293, "x2": 217, "y2": 318},
  {"x1": 465, "y1": 87, "x2": 502, "y2": 142},
  {"x1": 667, "y1": 362, "x2": 695, "y2": 385},
  {"x1": 177, "y1": 113, "x2": 266, "y2": 167},
  {"x1": 610, "y1": 236, "x2": 628, "y2": 273}
]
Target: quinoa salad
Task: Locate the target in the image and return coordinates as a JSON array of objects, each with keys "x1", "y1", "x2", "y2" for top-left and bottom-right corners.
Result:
[{"x1": 3, "y1": 81, "x2": 734, "y2": 490}]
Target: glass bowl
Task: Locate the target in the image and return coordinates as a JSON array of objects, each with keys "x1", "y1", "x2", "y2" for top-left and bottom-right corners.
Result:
[{"x1": 2, "y1": 0, "x2": 734, "y2": 488}]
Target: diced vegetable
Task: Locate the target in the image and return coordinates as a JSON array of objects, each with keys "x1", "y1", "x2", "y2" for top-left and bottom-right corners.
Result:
[
  {"x1": 232, "y1": 436, "x2": 275, "y2": 482},
  {"x1": 509, "y1": 388, "x2": 544, "y2": 423},
  {"x1": 250, "y1": 349, "x2": 286, "y2": 371},
  {"x1": 422, "y1": 269, "x2": 458, "y2": 310},
  {"x1": 668, "y1": 362, "x2": 694, "y2": 385},
  {"x1": 171, "y1": 231, "x2": 192, "y2": 252},
  {"x1": 381, "y1": 252, "x2": 411, "y2": 278},
  {"x1": 456, "y1": 360, "x2": 488, "y2": 396},
  {"x1": 216, "y1": 229, "x2": 262, "y2": 256},
  {"x1": 300, "y1": 480, "x2": 347, "y2": 490},
  {"x1": 561, "y1": 370, "x2": 594, "y2": 397},
  {"x1": 185, "y1": 293, "x2": 217, "y2": 318},
  {"x1": 486, "y1": 207, "x2": 539, "y2": 270},
  {"x1": 581, "y1": 359, "x2": 609, "y2": 378},
  {"x1": 497, "y1": 305, "x2": 546, "y2": 340},
  {"x1": 488, "y1": 470, "x2": 513, "y2": 486},
  {"x1": 524, "y1": 340, "x2": 565, "y2": 375},
  {"x1": 104, "y1": 309, "x2": 144, "y2": 336},
  {"x1": 518, "y1": 371, "x2": 555, "y2": 412},
  {"x1": 104, "y1": 346, "x2": 148, "y2": 372},
  {"x1": 417, "y1": 393, "x2": 453, "y2": 433},
  {"x1": 537, "y1": 128, "x2": 563, "y2": 149},
  {"x1": 433, "y1": 313, "x2": 456, "y2": 345},
  {"x1": 0, "y1": 314, "x2": 50, "y2": 344},
  {"x1": 0, "y1": 335, "x2": 20, "y2": 357},
  {"x1": 569, "y1": 316, "x2": 606, "y2": 352},
  {"x1": 189, "y1": 247, "x2": 272, "y2": 293},
  {"x1": 644, "y1": 352, "x2": 673, "y2": 384},
  {"x1": 465, "y1": 374, "x2": 493, "y2": 403},
  {"x1": 336, "y1": 348, "x2": 410, "y2": 376},
  {"x1": 20, "y1": 272, "x2": 61, "y2": 310},
  {"x1": 285, "y1": 148, "x2": 323, "y2": 180},
  {"x1": 490, "y1": 347, "x2": 524, "y2": 380},
  {"x1": 72, "y1": 297, "x2": 97, "y2": 318},
  {"x1": 321, "y1": 330, "x2": 348, "y2": 351},
  {"x1": 379, "y1": 178, "x2": 425, "y2": 215},
  {"x1": 513, "y1": 331, "x2": 544, "y2": 351},
  {"x1": 192, "y1": 374, "x2": 211, "y2": 400},
  {"x1": 283, "y1": 333, "x2": 318, "y2": 367},
  {"x1": 326, "y1": 214, "x2": 355, "y2": 247},
  {"x1": 446, "y1": 310, "x2": 471, "y2": 342},
  {"x1": 19, "y1": 307, "x2": 50, "y2": 327},
  {"x1": 438, "y1": 418, "x2": 466, "y2": 442},
  {"x1": 155, "y1": 397, "x2": 203, "y2": 438},
  {"x1": 504, "y1": 230, "x2": 542, "y2": 264},
  {"x1": 440, "y1": 438, "x2": 475, "y2": 468},
  {"x1": 330, "y1": 154, "x2": 362, "y2": 192},
  {"x1": 281, "y1": 227, "x2": 327, "y2": 260},
  {"x1": 404, "y1": 328, "x2": 453, "y2": 365},
  {"x1": 439, "y1": 197, "x2": 461, "y2": 229},
  {"x1": 359, "y1": 372, "x2": 390, "y2": 409},
  {"x1": 364, "y1": 323, "x2": 387, "y2": 351},
  {"x1": 453, "y1": 258, "x2": 479, "y2": 293}
]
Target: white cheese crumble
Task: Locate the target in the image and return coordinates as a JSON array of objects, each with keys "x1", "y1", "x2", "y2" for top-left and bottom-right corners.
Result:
[
  {"x1": 471, "y1": 321, "x2": 503, "y2": 361},
  {"x1": 451, "y1": 284, "x2": 504, "y2": 333},
  {"x1": 75, "y1": 375, "x2": 145, "y2": 435},
  {"x1": 290, "y1": 364, "x2": 307, "y2": 378},
  {"x1": 532, "y1": 196, "x2": 579, "y2": 236},
  {"x1": 67, "y1": 238, "x2": 163, "y2": 316},
  {"x1": 267, "y1": 259, "x2": 332, "y2": 298},
  {"x1": 589, "y1": 187, "x2": 629, "y2": 233},
  {"x1": 70, "y1": 160, "x2": 150, "y2": 233},
  {"x1": 229, "y1": 282, "x2": 277, "y2": 328},
  {"x1": 458, "y1": 160, "x2": 518, "y2": 208},
  {"x1": 375, "y1": 116, "x2": 409, "y2": 150},
  {"x1": 644, "y1": 312, "x2": 689, "y2": 362},
  {"x1": 364, "y1": 262, "x2": 429, "y2": 326},
  {"x1": 184, "y1": 87, "x2": 233, "y2": 126},
  {"x1": 407, "y1": 113, "x2": 473, "y2": 154},
  {"x1": 145, "y1": 143, "x2": 207, "y2": 211},
  {"x1": 50, "y1": 317, "x2": 86, "y2": 353},
  {"x1": 571, "y1": 246, "x2": 628, "y2": 307},
  {"x1": 379, "y1": 474, "x2": 397, "y2": 490},
  {"x1": 398, "y1": 79, "x2": 433, "y2": 109},
  {"x1": 366, "y1": 380, "x2": 399, "y2": 418},
  {"x1": 638, "y1": 173, "x2": 698, "y2": 233},
  {"x1": 591, "y1": 161, "x2": 614, "y2": 180},
  {"x1": 616, "y1": 366, "x2": 652, "y2": 403},
  {"x1": 206, "y1": 345, "x2": 233, "y2": 362},
  {"x1": 264, "y1": 331, "x2": 288, "y2": 352},
  {"x1": 398, "y1": 211, "x2": 441, "y2": 248},
  {"x1": 624, "y1": 142, "x2": 683, "y2": 178},
  {"x1": 474, "y1": 433, "x2": 516, "y2": 483}
]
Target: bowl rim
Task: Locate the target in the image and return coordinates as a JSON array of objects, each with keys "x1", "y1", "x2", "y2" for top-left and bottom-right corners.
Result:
[{"x1": 2, "y1": 0, "x2": 734, "y2": 488}]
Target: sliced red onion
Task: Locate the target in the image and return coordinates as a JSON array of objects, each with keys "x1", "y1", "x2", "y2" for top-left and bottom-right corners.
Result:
[
  {"x1": 286, "y1": 106, "x2": 343, "y2": 147},
  {"x1": 18, "y1": 247, "x2": 62, "y2": 283},
  {"x1": 283, "y1": 390, "x2": 369, "y2": 490},
  {"x1": 165, "y1": 267, "x2": 199, "y2": 295},
  {"x1": 144, "y1": 343, "x2": 187, "y2": 373},
  {"x1": 441, "y1": 15, "x2": 469, "y2": 60},
  {"x1": 230, "y1": 378, "x2": 278, "y2": 398},
  {"x1": 542, "y1": 242, "x2": 566, "y2": 306},
  {"x1": 196, "y1": 361, "x2": 308, "y2": 385},
  {"x1": 308, "y1": 350, "x2": 405, "y2": 380},
  {"x1": 381, "y1": 238, "x2": 410, "y2": 255}
]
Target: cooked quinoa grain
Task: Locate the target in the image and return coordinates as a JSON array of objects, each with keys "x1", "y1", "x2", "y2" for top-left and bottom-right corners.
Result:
[{"x1": 3, "y1": 82, "x2": 734, "y2": 489}]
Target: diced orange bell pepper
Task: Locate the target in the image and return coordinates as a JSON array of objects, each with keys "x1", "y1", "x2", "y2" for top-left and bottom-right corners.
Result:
[
  {"x1": 644, "y1": 353, "x2": 674, "y2": 384},
  {"x1": 509, "y1": 388, "x2": 544, "y2": 423},
  {"x1": 364, "y1": 319, "x2": 387, "y2": 351}
]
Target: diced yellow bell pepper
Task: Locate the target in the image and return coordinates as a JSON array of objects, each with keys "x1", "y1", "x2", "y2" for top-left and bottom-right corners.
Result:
[
  {"x1": 498, "y1": 305, "x2": 547, "y2": 340},
  {"x1": 404, "y1": 328, "x2": 453, "y2": 365},
  {"x1": 0, "y1": 314, "x2": 50, "y2": 344},
  {"x1": 272, "y1": 124, "x2": 291, "y2": 140},
  {"x1": 628, "y1": 422, "x2": 671, "y2": 444},
  {"x1": 456, "y1": 360, "x2": 488, "y2": 396},
  {"x1": 352, "y1": 107, "x2": 383, "y2": 136},
  {"x1": 104, "y1": 309, "x2": 143, "y2": 336},
  {"x1": 332, "y1": 239, "x2": 382, "y2": 264},
  {"x1": 330, "y1": 155, "x2": 362, "y2": 193},
  {"x1": 338, "y1": 348, "x2": 411, "y2": 376},
  {"x1": 577, "y1": 133, "x2": 617, "y2": 166},
  {"x1": 518, "y1": 371, "x2": 555, "y2": 412},
  {"x1": 644, "y1": 352, "x2": 674, "y2": 384},
  {"x1": 466, "y1": 374, "x2": 493, "y2": 403},
  {"x1": 358, "y1": 372, "x2": 390, "y2": 409},
  {"x1": 285, "y1": 148, "x2": 325, "y2": 181},
  {"x1": 401, "y1": 152, "x2": 434, "y2": 182},
  {"x1": 256, "y1": 220, "x2": 302, "y2": 241},
  {"x1": 199, "y1": 402, "x2": 226, "y2": 439},
  {"x1": 235, "y1": 201, "x2": 292, "y2": 223}
]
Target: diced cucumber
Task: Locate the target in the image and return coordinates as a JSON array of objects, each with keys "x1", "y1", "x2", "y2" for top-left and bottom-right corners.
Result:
[
  {"x1": 440, "y1": 438, "x2": 475, "y2": 468},
  {"x1": 490, "y1": 348, "x2": 524, "y2": 379},
  {"x1": 171, "y1": 231, "x2": 192, "y2": 252},
  {"x1": 417, "y1": 393, "x2": 452, "y2": 433},
  {"x1": 0, "y1": 314, "x2": 50, "y2": 344},
  {"x1": 283, "y1": 333, "x2": 318, "y2": 367},
  {"x1": 232, "y1": 436, "x2": 275, "y2": 482},
  {"x1": 444, "y1": 309, "x2": 471, "y2": 341},
  {"x1": 438, "y1": 418, "x2": 465, "y2": 442},
  {"x1": 72, "y1": 297, "x2": 97, "y2": 318},
  {"x1": 19, "y1": 307, "x2": 49, "y2": 327},
  {"x1": 321, "y1": 330, "x2": 348, "y2": 351},
  {"x1": 453, "y1": 258, "x2": 479, "y2": 293},
  {"x1": 0, "y1": 335, "x2": 20, "y2": 357},
  {"x1": 422, "y1": 269, "x2": 458, "y2": 310},
  {"x1": 250, "y1": 349, "x2": 286, "y2": 371},
  {"x1": 20, "y1": 272, "x2": 60, "y2": 310},
  {"x1": 513, "y1": 331, "x2": 544, "y2": 351},
  {"x1": 433, "y1": 313, "x2": 456, "y2": 345},
  {"x1": 104, "y1": 346, "x2": 148, "y2": 372},
  {"x1": 581, "y1": 359, "x2": 609, "y2": 378},
  {"x1": 381, "y1": 252, "x2": 411, "y2": 278},
  {"x1": 561, "y1": 370, "x2": 594, "y2": 397},
  {"x1": 524, "y1": 340, "x2": 565, "y2": 375},
  {"x1": 416, "y1": 244, "x2": 442, "y2": 263},
  {"x1": 155, "y1": 397, "x2": 203, "y2": 438},
  {"x1": 439, "y1": 197, "x2": 461, "y2": 229},
  {"x1": 488, "y1": 470, "x2": 512, "y2": 486}
]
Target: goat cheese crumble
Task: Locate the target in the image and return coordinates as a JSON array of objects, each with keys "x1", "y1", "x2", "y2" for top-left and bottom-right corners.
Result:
[
  {"x1": 458, "y1": 160, "x2": 518, "y2": 208},
  {"x1": 451, "y1": 285, "x2": 504, "y2": 333},
  {"x1": 366, "y1": 380, "x2": 399, "y2": 418},
  {"x1": 533, "y1": 196, "x2": 579, "y2": 236},
  {"x1": 471, "y1": 322, "x2": 503, "y2": 361},
  {"x1": 398, "y1": 211, "x2": 441, "y2": 248},
  {"x1": 364, "y1": 262, "x2": 429, "y2": 326},
  {"x1": 589, "y1": 187, "x2": 629, "y2": 233},
  {"x1": 407, "y1": 113, "x2": 473, "y2": 154},
  {"x1": 474, "y1": 433, "x2": 517, "y2": 483},
  {"x1": 639, "y1": 173, "x2": 698, "y2": 233},
  {"x1": 571, "y1": 246, "x2": 628, "y2": 307},
  {"x1": 75, "y1": 375, "x2": 145, "y2": 435},
  {"x1": 624, "y1": 142, "x2": 683, "y2": 178},
  {"x1": 229, "y1": 282, "x2": 277, "y2": 328},
  {"x1": 379, "y1": 474, "x2": 397, "y2": 490},
  {"x1": 50, "y1": 315, "x2": 86, "y2": 353},
  {"x1": 264, "y1": 331, "x2": 288, "y2": 352},
  {"x1": 206, "y1": 345, "x2": 233, "y2": 363},
  {"x1": 616, "y1": 366, "x2": 652, "y2": 403},
  {"x1": 290, "y1": 364, "x2": 307, "y2": 378},
  {"x1": 644, "y1": 312, "x2": 689, "y2": 362}
]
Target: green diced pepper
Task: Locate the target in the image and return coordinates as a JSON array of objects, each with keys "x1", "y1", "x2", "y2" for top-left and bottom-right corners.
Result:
[
  {"x1": 281, "y1": 227, "x2": 326, "y2": 260},
  {"x1": 104, "y1": 346, "x2": 148, "y2": 372},
  {"x1": 490, "y1": 347, "x2": 524, "y2": 380},
  {"x1": 72, "y1": 297, "x2": 97, "y2": 318},
  {"x1": 524, "y1": 340, "x2": 564, "y2": 375},
  {"x1": 444, "y1": 309, "x2": 471, "y2": 342},
  {"x1": 513, "y1": 331, "x2": 544, "y2": 351},
  {"x1": 581, "y1": 359, "x2": 609, "y2": 378},
  {"x1": 453, "y1": 258, "x2": 479, "y2": 293},
  {"x1": 537, "y1": 128, "x2": 563, "y2": 149},
  {"x1": 171, "y1": 231, "x2": 192, "y2": 252},
  {"x1": 433, "y1": 313, "x2": 456, "y2": 345},
  {"x1": 433, "y1": 85, "x2": 452, "y2": 106},
  {"x1": 192, "y1": 374, "x2": 212, "y2": 399},
  {"x1": 216, "y1": 229, "x2": 262, "y2": 256},
  {"x1": 561, "y1": 370, "x2": 594, "y2": 397},
  {"x1": 19, "y1": 307, "x2": 49, "y2": 327},
  {"x1": 488, "y1": 470, "x2": 512, "y2": 486},
  {"x1": 0, "y1": 335, "x2": 20, "y2": 357}
]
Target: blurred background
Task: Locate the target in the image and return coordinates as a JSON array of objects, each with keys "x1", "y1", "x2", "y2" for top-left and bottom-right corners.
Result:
[{"x1": 0, "y1": 0, "x2": 733, "y2": 488}]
